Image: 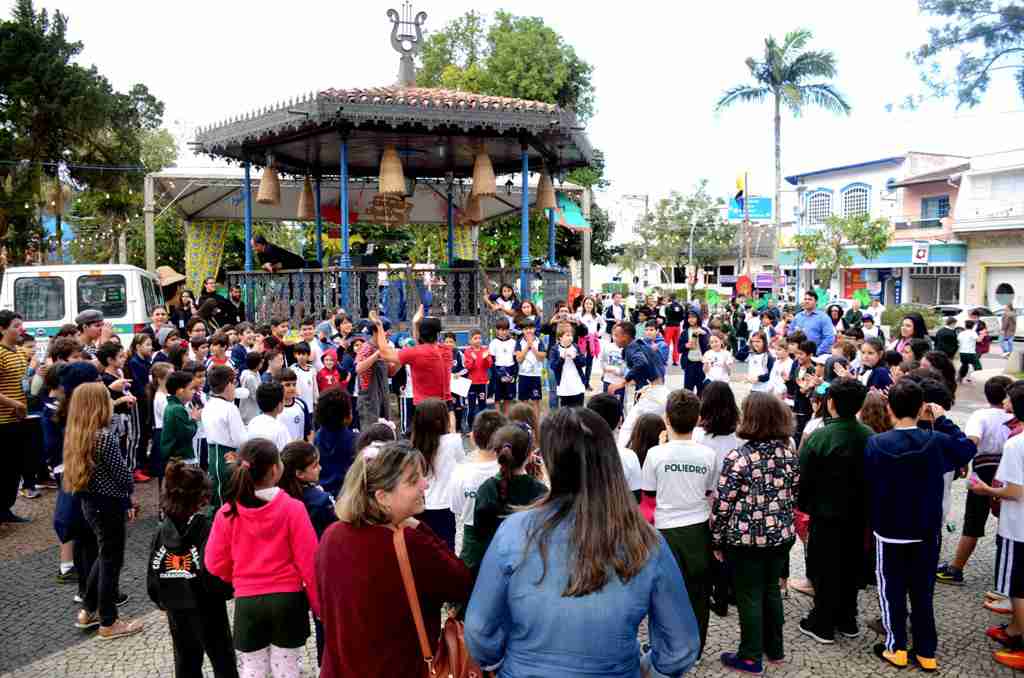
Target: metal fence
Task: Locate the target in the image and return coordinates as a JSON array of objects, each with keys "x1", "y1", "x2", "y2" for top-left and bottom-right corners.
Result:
[{"x1": 226, "y1": 265, "x2": 572, "y2": 334}]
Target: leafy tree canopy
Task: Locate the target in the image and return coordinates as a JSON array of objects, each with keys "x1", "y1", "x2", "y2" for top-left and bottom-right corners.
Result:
[
  {"x1": 790, "y1": 213, "x2": 892, "y2": 287},
  {"x1": 909, "y1": 0, "x2": 1024, "y2": 109}
]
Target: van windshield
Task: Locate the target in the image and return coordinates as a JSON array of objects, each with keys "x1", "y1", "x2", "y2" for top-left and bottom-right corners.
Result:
[
  {"x1": 78, "y1": 275, "x2": 127, "y2": 318},
  {"x1": 14, "y1": 277, "x2": 65, "y2": 321}
]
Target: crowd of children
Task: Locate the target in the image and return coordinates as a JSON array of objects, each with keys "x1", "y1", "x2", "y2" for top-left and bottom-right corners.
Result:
[{"x1": 6, "y1": 288, "x2": 1024, "y2": 676}]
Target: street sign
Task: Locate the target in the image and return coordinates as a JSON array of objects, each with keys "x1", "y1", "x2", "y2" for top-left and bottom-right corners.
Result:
[{"x1": 728, "y1": 197, "x2": 773, "y2": 221}]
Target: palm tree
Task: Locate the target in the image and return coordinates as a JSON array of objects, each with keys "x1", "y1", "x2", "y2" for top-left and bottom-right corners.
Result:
[{"x1": 715, "y1": 29, "x2": 851, "y2": 276}]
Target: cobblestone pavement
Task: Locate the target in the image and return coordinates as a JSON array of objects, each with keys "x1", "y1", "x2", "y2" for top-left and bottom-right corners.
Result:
[{"x1": 1, "y1": 366, "x2": 1019, "y2": 677}]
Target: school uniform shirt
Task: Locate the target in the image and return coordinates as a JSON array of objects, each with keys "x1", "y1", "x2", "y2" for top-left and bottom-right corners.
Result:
[
  {"x1": 308, "y1": 341, "x2": 324, "y2": 371},
  {"x1": 768, "y1": 357, "x2": 793, "y2": 399},
  {"x1": 619, "y1": 446, "x2": 643, "y2": 492},
  {"x1": 247, "y1": 413, "x2": 292, "y2": 451},
  {"x1": 449, "y1": 459, "x2": 501, "y2": 528},
  {"x1": 598, "y1": 340, "x2": 626, "y2": 385},
  {"x1": 237, "y1": 370, "x2": 262, "y2": 424},
  {"x1": 153, "y1": 391, "x2": 169, "y2": 434},
  {"x1": 958, "y1": 328, "x2": 979, "y2": 355},
  {"x1": 425, "y1": 432, "x2": 467, "y2": 511},
  {"x1": 488, "y1": 337, "x2": 517, "y2": 368},
  {"x1": 516, "y1": 337, "x2": 547, "y2": 378},
  {"x1": 745, "y1": 351, "x2": 773, "y2": 392},
  {"x1": 966, "y1": 407, "x2": 1014, "y2": 470},
  {"x1": 996, "y1": 436, "x2": 1024, "y2": 542},
  {"x1": 693, "y1": 428, "x2": 741, "y2": 483},
  {"x1": 279, "y1": 399, "x2": 312, "y2": 442},
  {"x1": 292, "y1": 364, "x2": 319, "y2": 412},
  {"x1": 641, "y1": 440, "x2": 718, "y2": 529},
  {"x1": 703, "y1": 350, "x2": 733, "y2": 382},
  {"x1": 554, "y1": 346, "x2": 586, "y2": 397},
  {"x1": 619, "y1": 384, "x2": 669, "y2": 448},
  {"x1": 201, "y1": 395, "x2": 247, "y2": 450}
]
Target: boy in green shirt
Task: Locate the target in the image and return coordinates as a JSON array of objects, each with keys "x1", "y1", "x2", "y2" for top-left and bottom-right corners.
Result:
[{"x1": 160, "y1": 370, "x2": 201, "y2": 466}]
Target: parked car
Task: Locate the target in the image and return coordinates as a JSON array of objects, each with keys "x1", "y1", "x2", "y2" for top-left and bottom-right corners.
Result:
[
  {"x1": 930, "y1": 304, "x2": 1001, "y2": 337},
  {"x1": 993, "y1": 307, "x2": 1024, "y2": 340}
]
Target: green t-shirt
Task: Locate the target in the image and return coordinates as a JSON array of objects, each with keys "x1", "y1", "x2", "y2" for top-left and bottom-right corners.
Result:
[{"x1": 463, "y1": 474, "x2": 547, "y2": 570}]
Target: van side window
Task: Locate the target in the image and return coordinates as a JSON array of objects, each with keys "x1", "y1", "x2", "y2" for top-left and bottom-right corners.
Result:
[
  {"x1": 78, "y1": 275, "x2": 127, "y2": 318},
  {"x1": 14, "y1": 277, "x2": 65, "y2": 321},
  {"x1": 141, "y1": 276, "x2": 161, "y2": 314}
]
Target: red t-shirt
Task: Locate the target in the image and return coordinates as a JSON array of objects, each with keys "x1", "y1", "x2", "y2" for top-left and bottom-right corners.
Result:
[
  {"x1": 463, "y1": 346, "x2": 493, "y2": 385},
  {"x1": 398, "y1": 342, "x2": 453, "y2": 403}
]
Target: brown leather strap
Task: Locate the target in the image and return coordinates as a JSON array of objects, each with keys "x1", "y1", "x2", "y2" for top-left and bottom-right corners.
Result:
[{"x1": 393, "y1": 526, "x2": 434, "y2": 664}]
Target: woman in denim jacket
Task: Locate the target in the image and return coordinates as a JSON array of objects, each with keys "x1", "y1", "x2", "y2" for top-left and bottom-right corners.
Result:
[{"x1": 465, "y1": 407, "x2": 701, "y2": 678}]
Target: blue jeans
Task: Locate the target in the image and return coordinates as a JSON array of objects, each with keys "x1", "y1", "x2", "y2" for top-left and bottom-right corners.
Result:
[{"x1": 1003, "y1": 335, "x2": 1015, "y2": 354}]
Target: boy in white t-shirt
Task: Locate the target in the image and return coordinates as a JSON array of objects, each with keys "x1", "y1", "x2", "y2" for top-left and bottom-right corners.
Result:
[
  {"x1": 449, "y1": 411, "x2": 507, "y2": 572},
  {"x1": 246, "y1": 381, "x2": 291, "y2": 451},
  {"x1": 488, "y1": 318, "x2": 518, "y2": 415},
  {"x1": 275, "y1": 367, "x2": 313, "y2": 442},
  {"x1": 641, "y1": 388, "x2": 717, "y2": 654},
  {"x1": 768, "y1": 339, "x2": 794, "y2": 401},
  {"x1": 969, "y1": 382, "x2": 1024, "y2": 667},
  {"x1": 597, "y1": 335, "x2": 627, "y2": 407},
  {"x1": 291, "y1": 341, "x2": 319, "y2": 412},
  {"x1": 587, "y1": 393, "x2": 643, "y2": 500},
  {"x1": 514, "y1": 323, "x2": 547, "y2": 422},
  {"x1": 957, "y1": 320, "x2": 982, "y2": 384}
]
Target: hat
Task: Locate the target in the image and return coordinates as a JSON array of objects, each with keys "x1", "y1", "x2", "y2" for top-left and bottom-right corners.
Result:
[
  {"x1": 74, "y1": 309, "x2": 104, "y2": 326},
  {"x1": 60, "y1": 362, "x2": 100, "y2": 400},
  {"x1": 156, "y1": 265, "x2": 186, "y2": 288},
  {"x1": 156, "y1": 326, "x2": 176, "y2": 347},
  {"x1": 862, "y1": 314, "x2": 874, "y2": 323}
]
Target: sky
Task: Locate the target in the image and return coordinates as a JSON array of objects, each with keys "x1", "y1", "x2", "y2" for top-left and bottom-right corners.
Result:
[{"x1": 33, "y1": 0, "x2": 1024, "y2": 214}]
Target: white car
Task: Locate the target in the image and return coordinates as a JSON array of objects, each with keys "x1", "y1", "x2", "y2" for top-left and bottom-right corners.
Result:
[{"x1": 931, "y1": 304, "x2": 1001, "y2": 337}]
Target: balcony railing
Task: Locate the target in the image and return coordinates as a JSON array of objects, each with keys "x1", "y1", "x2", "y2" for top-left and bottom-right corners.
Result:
[{"x1": 894, "y1": 218, "x2": 944, "y2": 230}]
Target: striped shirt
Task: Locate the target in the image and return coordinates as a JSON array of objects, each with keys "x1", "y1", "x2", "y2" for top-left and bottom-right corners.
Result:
[{"x1": 0, "y1": 345, "x2": 27, "y2": 424}]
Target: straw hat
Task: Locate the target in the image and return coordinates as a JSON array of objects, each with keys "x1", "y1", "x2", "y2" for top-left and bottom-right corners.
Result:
[
  {"x1": 156, "y1": 265, "x2": 186, "y2": 288},
  {"x1": 297, "y1": 176, "x2": 315, "y2": 220},
  {"x1": 537, "y1": 171, "x2": 557, "y2": 211},
  {"x1": 379, "y1": 145, "x2": 406, "y2": 195},
  {"x1": 256, "y1": 165, "x2": 281, "y2": 205},
  {"x1": 471, "y1": 149, "x2": 496, "y2": 197}
]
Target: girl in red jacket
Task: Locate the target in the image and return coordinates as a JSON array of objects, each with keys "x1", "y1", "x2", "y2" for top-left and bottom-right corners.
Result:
[{"x1": 206, "y1": 438, "x2": 321, "y2": 678}]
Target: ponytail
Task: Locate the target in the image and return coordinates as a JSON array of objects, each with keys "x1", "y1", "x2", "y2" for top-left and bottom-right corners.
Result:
[
  {"x1": 490, "y1": 424, "x2": 532, "y2": 503},
  {"x1": 223, "y1": 438, "x2": 280, "y2": 517}
]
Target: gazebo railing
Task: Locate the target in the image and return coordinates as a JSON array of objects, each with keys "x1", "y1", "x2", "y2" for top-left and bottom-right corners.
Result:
[{"x1": 226, "y1": 265, "x2": 571, "y2": 335}]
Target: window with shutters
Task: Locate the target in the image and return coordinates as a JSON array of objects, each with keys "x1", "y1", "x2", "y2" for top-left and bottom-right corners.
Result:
[
  {"x1": 806, "y1": 191, "x2": 833, "y2": 224},
  {"x1": 841, "y1": 184, "x2": 870, "y2": 217}
]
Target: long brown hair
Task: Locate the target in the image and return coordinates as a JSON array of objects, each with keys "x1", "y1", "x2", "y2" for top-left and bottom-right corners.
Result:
[
  {"x1": 528, "y1": 408, "x2": 659, "y2": 597},
  {"x1": 336, "y1": 440, "x2": 425, "y2": 526},
  {"x1": 162, "y1": 462, "x2": 211, "y2": 522},
  {"x1": 859, "y1": 391, "x2": 893, "y2": 434},
  {"x1": 279, "y1": 441, "x2": 319, "y2": 501},
  {"x1": 492, "y1": 424, "x2": 533, "y2": 502},
  {"x1": 736, "y1": 392, "x2": 794, "y2": 442},
  {"x1": 62, "y1": 383, "x2": 113, "y2": 492},
  {"x1": 223, "y1": 438, "x2": 280, "y2": 517},
  {"x1": 410, "y1": 397, "x2": 449, "y2": 474},
  {"x1": 626, "y1": 413, "x2": 665, "y2": 467}
]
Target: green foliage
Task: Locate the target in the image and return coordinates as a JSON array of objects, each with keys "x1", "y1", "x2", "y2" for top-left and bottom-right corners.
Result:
[
  {"x1": 881, "y1": 303, "x2": 941, "y2": 332},
  {"x1": 602, "y1": 281, "x2": 629, "y2": 295},
  {"x1": 790, "y1": 213, "x2": 893, "y2": 288},
  {"x1": 907, "y1": 0, "x2": 1024, "y2": 109}
]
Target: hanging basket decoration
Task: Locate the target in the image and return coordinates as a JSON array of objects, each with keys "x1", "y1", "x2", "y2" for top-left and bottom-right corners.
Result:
[
  {"x1": 256, "y1": 164, "x2": 281, "y2": 206},
  {"x1": 379, "y1": 145, "x2": 406, "y2": 195},
  {"x1": 537, "y1": 171, "x2": 557, "y2": 211},
  {"x1": 297, "y1": 176, "x2": 315, "y2": 220},
  {"x1": 458, "y1": 193, "x2": 484, "y2": 226},
  {"x1": 45, "y1": 182, "x2": 72, "y2": 216},
  {"x1": 471, "y1": 149, "x2": 496, "y2": 197}
]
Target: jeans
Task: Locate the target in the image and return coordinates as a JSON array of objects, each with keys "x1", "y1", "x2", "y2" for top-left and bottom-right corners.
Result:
[
  {"x1": 1002, "y1": 336, "x2": 1015, "y2": 355},
  {"x1": 81, "y1": 495, "x2": 128, "y2": 626},
  {"x1": 727, "y1": 541, "x2": 793, "y2": 662}
]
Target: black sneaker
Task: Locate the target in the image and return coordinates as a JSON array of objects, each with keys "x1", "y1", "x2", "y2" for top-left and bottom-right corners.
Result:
[
  {"x1": 56, "y1": 568, "x2": 79, "y2": 584},
  {"x1": 0, "y1": 511, "x2": 30, "y2": 524},
  {"x1": 798, "y1": 618, "x2": 835, "y2": 644},
  {"x1": 935, "y1": 563, "x2": 965, "y2": 586},
  {"x1": 115, "y1": 593, "x2": 130, "y2": 607},
  {"x1": 838, "y1": 622, "x2": 862, "y2": 639}
]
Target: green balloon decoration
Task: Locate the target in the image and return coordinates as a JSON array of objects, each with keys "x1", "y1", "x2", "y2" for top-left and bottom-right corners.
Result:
[
  {"x1": 706, "y1": 290, "x2": 721, "y2": 306},
  {"x1": 853, "y1": 289, "x2": 871, "y2": 306},
  {"x1": 815, "y1": 288, "x2": 829, "y2": 309}
]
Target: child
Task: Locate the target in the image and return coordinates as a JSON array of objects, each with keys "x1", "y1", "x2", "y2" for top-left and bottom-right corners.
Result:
[
  {"x1": 958, "y1": 320, "x2": 982, "y2": 384},
  {"x1": 188, "y1": 364, "x2": 209, "y2": 468},
  {"x1": 971, "y1": 382, "x2": 1024, "y2": 668},
  {"x1": 97, "y1": 341, "x2": 143, "y2": 479},
  {"x1": 489, "y1": 318, "x2": 518, "y2": 415},
  {"x1": 768, "y1": 338, "x2": 794, "y2": 400},
  {"x1": 148, "y1": 362, "x2": 173, "y2": 480},
  {"x1": 514, "y1": 322, "x2": 547, "y2": 422},
  {"x1": 736, "y1": 331, "x2": 774, "y2": 392},
  {"x1": 190, "y1": 336, "x2": 210, "y2": 366},
  {"x1": 230, "y1": 322, "x2": 253, "y2": 373},
  {"x1": 641, "y1": 388, "x2": 717, "y2": 655},
  {"x1": 866, "y1": 379, "x2": 975, "y2": 671},
  {"x1": 161, "y1": 370, "x2": 202, "y2": 465},
  {"x1": 316, "y1": 349, "x2": 344, "y2": 394},
  {"x1": 936, "y1": 376, "x2": 1015, "y2": 585},
  {"x1": 154, "y1": 327, "x2": 181, "y2": 365},
  {"x1": 472, "y1": 423, "x2": 548, "y2": 570},
  {"x1": 261, "y1": 350, "x2": 284, "y2": 385},
  {"x1": 597, "y1": 329, "x2": 627, "y2": 409},
  {"x1": 247, "y1": 382, "x2": 291, "y2": 451},
  {"x1": 463, "y1": 329, "x2": 493, "y2": 429},
  {"x1": 147, "y1": 462, "x2": 236, "y2": 677},
  {"x1": 238, "y1": 352, "x2": 263, "y2": 424},
  {"x1": 861, "y1": 314, "x2": 884, "y2": 342},
  {"x1": 788, "y1": 340, "x2": 819, "y2": 444},
  {"x1": 290, "y1": 341, "x2": 319, "y2": 413},
  {"x1": 445, "y1": 332, "x2": 468, "y2": 433},
  {"x1": 312, "y1": 388, "x2": 356, "y2": 499},
  {"x1": 279, "y1": 440, "x2": 337, "y2": 539},
  {"x1": 625, "y1": 413, "x2": 667, "y2": 520},
  {"x1": 205, "y1": 438, "x2": 320, "y2": 678},
  {"x1": 858, "y1": 337, "x2": 893, "y2": 393},
  {"x1": 643, "y1": 323, "x2": 670, "y2": 370},
  {"x1": 202, "y1": 365, "x2": 248, "y2": 510},
  {"x1": 449, "y1": 410, "x2": 507, "y2": 569},
  {"x1": 550, "y1": 323, "x2": 587, "y2": 408},
  {"x1": 797, "y1": 377, "x2": 872, "y2": 644},
  {"x1": 679, "y1": 310, "x2": 709, "y2": 395},
  {"x1": 702, "y1": 331, "x2": 733, "y2": 384},
  {"x1": 207, "y1": 333, "x2": 231, "y2": 369},
  {"x1": 126, "y1": 334, "x2": 155, "y2": 483},
  {"x1": 410, "y1": 398, "x2": 467, "y2": 551},
  {"x1": 276, "y1": 368, "x2": 313, "y2": 443},
  {"x1": 587, "y1": 393, "x2": 642, "y2": 499},
  {"x1": 298, "y1": 316, "x2": 324, "y2": 371}
]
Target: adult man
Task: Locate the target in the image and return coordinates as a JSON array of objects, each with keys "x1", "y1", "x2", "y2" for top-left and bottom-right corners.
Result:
[
  {"x1": 604, "y1": 292, "x2": 627, "y2": 334},
  {"x1": 226, "y1": 285, "x2": 246, "y2": 325},
  {"x1": 0, "y1": 311, "x2": 30, "y2": 523},
  {"x1": 252, "y1": 234, "x2": 305, "y2": 272},
  {"x1": 140, "y1": 305, "x2": 169, "y2": 340},
  {"x1": 75, "y1": 309, "x2": 106, "y2": 360},
  {"x1": 789, "y1": 291, "x2": 835, "y2": 355},
  {"x1": 608, "y1": 321, "x2": 664, "y2": 397},
  {"x1": 843, "y1": 300, "x2": 864, "y2": 331},
  {"x1": 378, "y1": 305, "x2": 453, "y2": 410},
  {"x1": 1002, "y1": 302, "x2": 1017, "y2": 356}
]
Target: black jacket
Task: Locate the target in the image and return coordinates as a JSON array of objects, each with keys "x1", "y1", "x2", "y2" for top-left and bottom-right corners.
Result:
[
  {"x1": 147, "y1": 513, "x2": 232, "y2": 611},
  {"x1": 934, "y1": 326, "x2": 959, "y2": 358}
]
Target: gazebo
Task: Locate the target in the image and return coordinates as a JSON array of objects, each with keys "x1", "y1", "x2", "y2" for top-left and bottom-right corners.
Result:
[{"x1": 181, "y1": 4, "x2": 594, "y2": 328}]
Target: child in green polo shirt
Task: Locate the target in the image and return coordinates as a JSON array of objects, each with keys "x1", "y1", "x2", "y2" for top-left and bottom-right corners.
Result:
[{"x1": 160, "y1": 371, "x2": 202, "y2": 467}]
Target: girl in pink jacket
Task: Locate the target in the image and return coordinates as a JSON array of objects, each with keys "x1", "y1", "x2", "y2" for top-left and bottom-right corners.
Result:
[{"x1": 206, "y1": 437, "x2": 320, "y2": 678}]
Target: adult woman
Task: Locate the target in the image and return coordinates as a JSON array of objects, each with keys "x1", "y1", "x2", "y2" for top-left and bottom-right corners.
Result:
[
  {"x1": 575, "y1": 296, "x2": 604, "y2": 386},
  {"x1": 317, "y1": 441, "x2": 472, "y2": 678},
  {"x1": 170, "y1": 289, "x2": 196, "y2": 333},
  {"x1": 465, "y1": 408, "x2": 701, "y2": 678},
  {"x1": 198, "y1": 278, "x2": 229, "y2": 321},
  {"x1": 410, "y1": 397, "x2": 466, "y2": 551},
  {"x1": 63, "y1": 383, "x2": 143, "y2": 640},
  {"x1": 826, "y1": 304, "x2": 845, "y2": 333},
  {"x1": 888, "y1": 312, "x2": 929, "y2": 355},
  {"x1": 711, "y1": 392, "x2": 799, "y2": 674}
]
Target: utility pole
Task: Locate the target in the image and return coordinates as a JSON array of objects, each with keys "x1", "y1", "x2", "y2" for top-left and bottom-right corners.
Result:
[
  {"x1": 581, "y1": 187, "x2": 592, "y2": 294},
  {"x1": 743, "y1": 171, "x2": 752, "y2": 277}
]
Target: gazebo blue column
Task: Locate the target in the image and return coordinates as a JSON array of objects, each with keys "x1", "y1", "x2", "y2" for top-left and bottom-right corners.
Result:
[
  {"x1": 520, "y1": 145, "x2": 530, "y2": 298},
  {"x1": 314, "y1": 174, "x2": 323, "y2": 266},
  {"x1": 243, "y1": 160, "x2": 254, "y2": 317},
  {"x1": 547, "y1": 207, "x2": 556, "y2": 267},
  {"x1": 339, "y1": 134, "x2": 351, "y2": 310},
  {"x1": 446, "y1": 189, "x2": 455, "y2": 267}
]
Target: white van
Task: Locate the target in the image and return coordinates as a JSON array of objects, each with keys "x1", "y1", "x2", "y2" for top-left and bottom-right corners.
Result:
[{"x1": 0, "y1": 264, "x2": 164, "y2": 348}]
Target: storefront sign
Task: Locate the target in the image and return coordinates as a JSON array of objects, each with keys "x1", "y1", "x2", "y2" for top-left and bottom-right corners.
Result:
[
  {"x1": 736, "y1": 275, "x2": 753, "y2": 296},
  {"x1": 755, "y1": 273, "x2": 774, "y2": 288},
  {"x1": 911, "y1": 242, "x2": 930, "y2": 265}
]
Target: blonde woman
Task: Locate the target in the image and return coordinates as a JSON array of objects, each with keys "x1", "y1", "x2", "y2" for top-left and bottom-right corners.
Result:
[{"x1": 63, "y1": 382, "x2": 142, "y2": 640}]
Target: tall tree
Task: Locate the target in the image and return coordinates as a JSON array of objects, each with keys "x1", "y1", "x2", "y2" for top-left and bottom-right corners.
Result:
[
  {"x1": 714, "y1": 28, "x2": 851, "y2": 274},
  {"x1": 791, "y1": 213, "x2": 892, "y2": 289},
  {"x1": 909, "y1": 0, "x2": 1024, "y2": 108}
]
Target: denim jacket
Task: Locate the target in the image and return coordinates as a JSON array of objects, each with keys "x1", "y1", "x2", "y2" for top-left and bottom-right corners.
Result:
[{"x1": 465, "y1": 507, "x2": 701, "y2": 678}]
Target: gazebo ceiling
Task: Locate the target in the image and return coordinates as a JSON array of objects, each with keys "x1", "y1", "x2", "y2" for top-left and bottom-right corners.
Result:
[{"x1": 194, "y1": 86, "x2": 593, "y2": 179}]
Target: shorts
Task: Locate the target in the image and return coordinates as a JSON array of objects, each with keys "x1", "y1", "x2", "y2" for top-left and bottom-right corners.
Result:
[
  {"x1": 963, "y1": 465, "x2": 998, "y2": 538},
  {"x1": 494, "y1": 366, "x2": 517, "y2": 401},
  {"x1": 233, "y1": 591, "x2": 310, "y2": 651},
  {"x1": 516, "y1": 375, "x2": 542, "y2": 401},
  {"x1": 995, "y1": 535, "x2": 1024, "y2": 599}
]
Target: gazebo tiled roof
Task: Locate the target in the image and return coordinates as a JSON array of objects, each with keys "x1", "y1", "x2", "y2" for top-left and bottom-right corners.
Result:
[{"x1": 319, "y1": 86, "x2": 560, "y2": 113}]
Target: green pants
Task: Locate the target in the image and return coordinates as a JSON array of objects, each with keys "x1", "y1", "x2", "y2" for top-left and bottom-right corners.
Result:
[
  {"x1": 726, "y1": 540, "x2": 793, "y2": 662},
  {"x1": 208, "y1": 443, "x2": 235, "y2": 511},
  {"x1": 661, "y1": 521, "x2": 712, "y2": 655}
]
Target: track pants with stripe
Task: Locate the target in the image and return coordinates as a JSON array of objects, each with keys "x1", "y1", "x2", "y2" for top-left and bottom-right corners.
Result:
[
  {"x1": 995, "y1": 535, "x2": 1024, "y2": 598},
  {"x1": 874, "y1": 533, "x2": 940, "y2": 658}
]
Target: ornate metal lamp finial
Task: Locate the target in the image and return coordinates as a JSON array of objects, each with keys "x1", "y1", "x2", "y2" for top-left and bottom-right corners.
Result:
[{"x1": 388, "y1": 2, "x2": 427, "y2": 87}]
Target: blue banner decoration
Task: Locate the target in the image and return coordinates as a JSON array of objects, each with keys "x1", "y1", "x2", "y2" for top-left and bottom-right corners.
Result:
[{"x1": 728, "y1": 197, "x2": 773, "y2": 221}]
